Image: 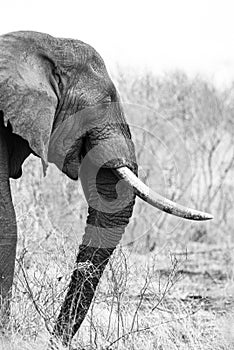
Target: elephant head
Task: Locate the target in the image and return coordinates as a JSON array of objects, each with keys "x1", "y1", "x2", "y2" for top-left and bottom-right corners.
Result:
[{"x1": 0, "y1": 31, "x2": 212, "y2": 347}]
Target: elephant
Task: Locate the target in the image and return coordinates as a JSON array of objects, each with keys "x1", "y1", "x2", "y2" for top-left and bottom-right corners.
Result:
[{"x1": 0, "y1": 31, "x2": 213, "y2": 347}]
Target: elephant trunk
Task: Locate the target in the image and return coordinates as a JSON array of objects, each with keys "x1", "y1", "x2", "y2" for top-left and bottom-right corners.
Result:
[
  {"x1": 52, "y1": 245, "x2": 114, "y2": 346},
  {"x1": 53, "y1": 164, "x2": 135, "y2": 346}
]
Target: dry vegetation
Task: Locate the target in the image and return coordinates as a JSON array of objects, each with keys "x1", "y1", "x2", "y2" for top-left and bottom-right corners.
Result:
[{"x1": 1, "y1": 70, "x2": 234, "y2": 349}]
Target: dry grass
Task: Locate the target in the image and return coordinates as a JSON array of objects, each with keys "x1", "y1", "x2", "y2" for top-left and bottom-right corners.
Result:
[{"x1": 1, "y1": 237, "x2": 234, "y2": 349}]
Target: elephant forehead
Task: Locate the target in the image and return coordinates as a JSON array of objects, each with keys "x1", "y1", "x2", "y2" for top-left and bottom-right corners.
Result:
[{"x1": 0, "y1": 31, "x2": 104, "y2": 70}]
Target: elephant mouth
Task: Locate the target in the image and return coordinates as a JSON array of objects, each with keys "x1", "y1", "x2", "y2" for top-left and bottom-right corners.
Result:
[{"x1": 116, "y1": 167, "x2": 213, "y2": 221}]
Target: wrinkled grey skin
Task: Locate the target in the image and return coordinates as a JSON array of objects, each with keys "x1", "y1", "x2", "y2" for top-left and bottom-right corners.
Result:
[{"x1": 0, "y1": 31, "x2": 137, "y2": 346}]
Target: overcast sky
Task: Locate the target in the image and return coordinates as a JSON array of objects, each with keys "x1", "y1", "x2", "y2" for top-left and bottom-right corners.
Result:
[{"x1": 1, "y1": 0, "x2": 234, "y2": 88}]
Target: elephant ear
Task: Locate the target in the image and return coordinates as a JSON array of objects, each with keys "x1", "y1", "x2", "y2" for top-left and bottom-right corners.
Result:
[{"x1": 0, "y1": 32, "x2": 58, "y2": 173}]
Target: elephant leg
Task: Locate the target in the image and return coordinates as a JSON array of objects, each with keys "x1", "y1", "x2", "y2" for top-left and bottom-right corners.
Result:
[{"x1": 0, "y1": 131, "x2": 17, "y2": 326}]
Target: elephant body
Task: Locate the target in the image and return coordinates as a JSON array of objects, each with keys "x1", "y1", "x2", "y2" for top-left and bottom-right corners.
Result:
[{"x1": 0, "y1": 31, "x2": 212, "y2": 348}]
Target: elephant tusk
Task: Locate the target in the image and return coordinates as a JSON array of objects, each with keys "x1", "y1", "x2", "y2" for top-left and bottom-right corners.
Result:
[{"x1": 116, "y1": 167, "x2": 213, "y2": 221}]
